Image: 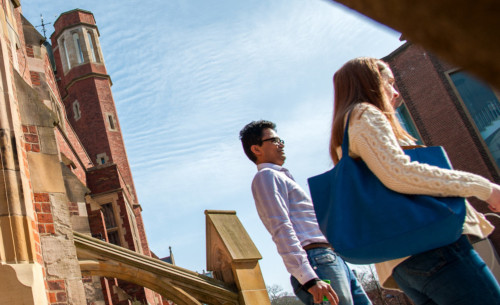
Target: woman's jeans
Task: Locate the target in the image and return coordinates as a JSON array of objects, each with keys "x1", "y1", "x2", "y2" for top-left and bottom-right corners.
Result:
[
  {"x1": 290, "y1": 247, "x2": 372, "y2": 305},
  {"x1": 393, "y1": 235, "x2": 500, "y2": 305}
]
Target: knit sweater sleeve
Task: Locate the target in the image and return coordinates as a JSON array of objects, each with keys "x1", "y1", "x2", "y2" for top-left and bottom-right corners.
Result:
[{"x1": 347, "y1": 103, "x2": 493, "y2": 201}]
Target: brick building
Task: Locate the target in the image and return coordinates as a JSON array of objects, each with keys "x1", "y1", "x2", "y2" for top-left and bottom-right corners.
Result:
[
  {"x1": 0, "y1": 1, "x2": 270, "y2": 303},
  {"x1": 383, "y1": 41, "x2": 500, "y2": 280},
  {"x1": 0, "y1": 1, "x2": 167, "y2": 303},
  {"x1": 48, "y1": 8, "x2": 164, "y2": 304}
]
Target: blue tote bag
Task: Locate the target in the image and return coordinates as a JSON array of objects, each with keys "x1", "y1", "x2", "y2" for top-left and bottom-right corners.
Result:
[{"x1": 308, "y1": 115, "x2": 466, "y2": 264}]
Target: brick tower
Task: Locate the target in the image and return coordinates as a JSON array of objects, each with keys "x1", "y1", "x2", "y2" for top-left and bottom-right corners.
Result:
[{"x1": 50, "y1": 9, "x2": 158, "y2": 303}]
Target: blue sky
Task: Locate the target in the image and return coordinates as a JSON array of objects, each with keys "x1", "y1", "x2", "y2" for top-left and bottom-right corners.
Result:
[{"x1": 22, "y1": 0, "x2": 404, "y2": 294}]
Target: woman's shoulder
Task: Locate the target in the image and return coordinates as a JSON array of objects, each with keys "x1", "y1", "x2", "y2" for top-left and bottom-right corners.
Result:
[{"x1": 351, "y1": 103, "x2": 386, "y2": 122}]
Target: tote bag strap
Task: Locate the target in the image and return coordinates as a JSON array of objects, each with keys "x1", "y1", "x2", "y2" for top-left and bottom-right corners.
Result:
[{"x1": 340, "y1": 110, "x2": 354, "y2": 157}]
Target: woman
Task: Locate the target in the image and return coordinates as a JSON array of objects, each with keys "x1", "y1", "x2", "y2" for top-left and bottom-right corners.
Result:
[{"x1": 330, "y1": 57, "x2": 500, "y2": 305}]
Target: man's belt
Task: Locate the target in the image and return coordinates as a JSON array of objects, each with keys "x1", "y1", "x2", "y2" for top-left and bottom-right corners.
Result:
[{"x1": 303, "y1": 242, "x2": 332, "y2": 251}]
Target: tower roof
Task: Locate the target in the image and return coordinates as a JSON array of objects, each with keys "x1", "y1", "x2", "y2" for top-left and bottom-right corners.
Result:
[{"x1": 51, "y1": 9, "x2": 97, "y2": 40}]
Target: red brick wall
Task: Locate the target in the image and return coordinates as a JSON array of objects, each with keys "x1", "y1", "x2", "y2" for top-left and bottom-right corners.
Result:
[
  {"x1": 60, "y1": 63, "x2": 108, "y2": 90},
  {"x1": 49, "y1": 11, "x2": 155, "y2": 303},
  {"x1": 385, "y1": 43, "x2": 496, "y2": 181},
  {"x1": 116, "y1": 193, "x2": 136, "y2": 251},
  {"x1": 30, "y1": 71, "x2": 40, "y2": 85},
  {"x1": 62, "y1": 77, "x2": 111, "y2": 162},
  {"x1": 51, "y1": 14, "x2": 138, "y2": 204},
  {"x1": 23, "y1": 21, "x2": 92, "y2": 185},
  {"x1": 26, "y1": 45, "x2": 34, "y2": 58},
  {"x1": 68, "y1": 77, "x2": 138, "y2": 199},
  {"x1": 55, "y1": 128, "x2": 92, "y2": 184},
  {"x1": 32, "y1": 192, "x2": 55, "y2": 304},
  {"x1": 52, "y1": 47, "x2": 64, "y2": 94},
  {"x1": 100, "y1": 277, "x2": 114, "y2": 305},
  {"x1": 86, "y1": 165, "x2": 122, "y2": 193},
  {"x1": 47, "y1": 279, "x2": 68, "y2": 305},
  {"x1": 23, "y1": 125, "x2": 41, "y2": 152},
  {"x1": 52, "y1": 10, "x2": 96, "y2": 37},
  {"x1": 134, "y1": 208, "x2": 151, "y2": 256},
  {"x1": 43, "y1": 52, "x2": 62, "y2": 102},
  {"x1": 34, "y1": 192, "x2": 56, "y2": 235}
]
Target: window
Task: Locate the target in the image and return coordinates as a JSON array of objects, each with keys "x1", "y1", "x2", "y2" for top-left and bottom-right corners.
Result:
[
  {"x1": 449, "y1": 70, "x2": 500, "y2": 167},
  {"x1": 73, "y1": 100, "x2": 81, "y2": 120},
  {"x1": 102, "y1": 203, "x2": 121, "y2": 246},
  {"x1": 96, "y1": 153, "x2": 109, "y2": 165},
  {"x1": 106, "y1": 113, "x2": 117, "y2": 131},
  {"x1": 396, "y1": 103, "x2": 422, "y2": 144},
  {"x1": 108, "y1": 115, "x2": 115, "y2": 130},
  {"x1": 87, "y1": 31, "x2": 97, "y2": 62},
  {"x1": 62, "y1": 38, "x2": 71, "y2": 70},
  {"x1": 108, "y1": 231, "x2": 120, "y2": 246},
  {"x1": 102, "y1": 203, "x2": 116, "y2": 228},
  {"x1": 73, "y1": 32, "x2": 84, "y2": 64}
]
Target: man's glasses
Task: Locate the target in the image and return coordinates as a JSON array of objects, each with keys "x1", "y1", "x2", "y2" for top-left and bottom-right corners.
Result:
[{"x1": 261, "y1": 137, "x2": 284, "y2": 145}]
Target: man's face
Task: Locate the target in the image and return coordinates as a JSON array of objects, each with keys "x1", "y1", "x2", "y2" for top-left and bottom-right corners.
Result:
[{"x1": 252, "y1": 128, "x2": 286, "y2": 166}]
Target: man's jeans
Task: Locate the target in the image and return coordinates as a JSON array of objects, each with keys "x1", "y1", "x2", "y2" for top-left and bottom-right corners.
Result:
[
  {"x1": 291, "y1": 247, "x2": 372, "y2": 305},
  {"x1": 393, "y1": 235, "x2": 500, "y2": 305}
]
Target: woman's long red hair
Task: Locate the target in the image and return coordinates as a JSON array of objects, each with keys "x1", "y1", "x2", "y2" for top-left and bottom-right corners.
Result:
[{"x1": 330, "y1": 57, "x2": 414, "y2": 164}]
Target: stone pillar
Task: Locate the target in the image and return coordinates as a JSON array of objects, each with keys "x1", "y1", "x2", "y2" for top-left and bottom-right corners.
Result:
[
  {"x1": 15, "y1": 71, "x2": 88, "y2": 304},
  {"x1": 206, "y1": 210, "x2": 271, "y2": 305},
  {"x1": 0, "y1": 5, "x2": 47, "y2": 303}
]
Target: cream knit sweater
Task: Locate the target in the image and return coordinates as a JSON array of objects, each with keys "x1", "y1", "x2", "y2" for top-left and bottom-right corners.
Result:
[{"x1": 339, "y1": 103, "x2": 494, "y2": 289}]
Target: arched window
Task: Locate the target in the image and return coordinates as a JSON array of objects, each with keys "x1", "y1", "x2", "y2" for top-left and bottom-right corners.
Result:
[
  {"x1": 73, "y1": 100, "x2": 81, "y2": 120},
  {"x1": 87, "y1": 31, "x2": 97, "y2": 62},
  {"x1": 62, "y1": 38, "x2": 71, "y2": 69},
  {"x1": 106, "y1": 113, "x2": 117, "y2": 131},
  {"x1": 73, "y1": 33, "x2": 84, "y2": 64}
]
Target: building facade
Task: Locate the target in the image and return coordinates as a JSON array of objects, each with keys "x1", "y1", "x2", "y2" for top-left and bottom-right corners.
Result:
[
  {"x1": 0, "y1": 1, "x2": 270, "y2": 304},
  {"x1": 0, "y1": 1, "x2": 166, "y2": 304},
  {"x1": 49, "y1": 9, "x2": 162, "y2": 304}
]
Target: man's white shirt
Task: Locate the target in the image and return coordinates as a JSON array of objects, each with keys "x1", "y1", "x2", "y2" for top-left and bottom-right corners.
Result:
[{"x1": 252, "y1": 163, "x2": 328, "y2": 284}]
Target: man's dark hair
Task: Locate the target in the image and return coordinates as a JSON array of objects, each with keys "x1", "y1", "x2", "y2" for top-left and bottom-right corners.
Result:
[{"x1": 239, "y1": 120, "x2": 276, "y2": 163}]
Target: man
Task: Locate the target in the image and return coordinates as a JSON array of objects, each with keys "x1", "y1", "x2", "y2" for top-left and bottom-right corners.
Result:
[{"x1": 239, "y1": 120, "x2": 371, "y2": 305}]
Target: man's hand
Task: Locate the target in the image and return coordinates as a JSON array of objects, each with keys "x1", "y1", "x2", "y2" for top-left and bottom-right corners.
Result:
[
  {"x1": 486, "y1": 183, "x2": 500, "y2": 212},
  {"x1": 307, "y1": 280, "x2": 339, "y2": 305}
]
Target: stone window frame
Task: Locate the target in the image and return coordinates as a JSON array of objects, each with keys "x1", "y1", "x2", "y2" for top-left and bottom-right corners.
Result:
[
  {"x1": 61, "y1": 37, "x2": 71, "y2": 71},
  {"x1": 96, "y1": 152, "x2": 109, "y2": 165},
  {"x1": 72, "y1": 32, "x2": 84, "y2": 64},
  {"x1": 72, "y1": 100, "x2": 81, "y2": 121},
  {"x1": 93, "y1": 193, "x2": 126, "y2": 247},
  {"x1": 105, "y1": 112, "x2": 118, "y2": 131},
  {"x1": 85, "y1": 29, "x2": 98, "y2": 63},
  {"x1": 124, "y1": 196, "x2": 143, "y2": 253}
]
